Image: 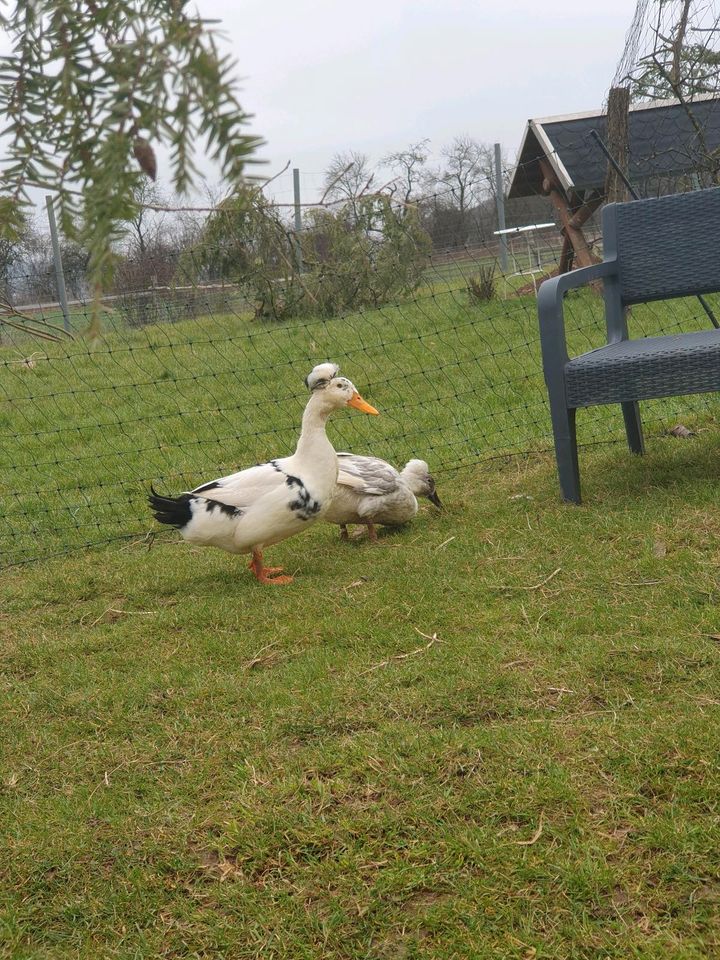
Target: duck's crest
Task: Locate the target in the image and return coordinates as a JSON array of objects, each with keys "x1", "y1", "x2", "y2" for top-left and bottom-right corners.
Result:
[{"x1": 305, "y1": 362, "x2": 340, "y2": 391}]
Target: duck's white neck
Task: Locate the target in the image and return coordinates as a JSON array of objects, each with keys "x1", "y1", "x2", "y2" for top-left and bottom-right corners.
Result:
[{"x1": 294, "y1": 397, "x2": 335, "y2": 463}]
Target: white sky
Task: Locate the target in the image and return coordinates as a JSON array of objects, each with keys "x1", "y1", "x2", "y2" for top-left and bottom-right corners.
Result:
[
  {"x1": 197, "y1": 0, "x2": 635, "y2": 201},
  {"x1": 0, "y1": 1, "x2": 637, "y2": 209}
]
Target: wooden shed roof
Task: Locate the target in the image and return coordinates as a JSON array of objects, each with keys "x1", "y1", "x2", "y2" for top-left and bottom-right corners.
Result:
[{"x1": 508, "y1": 94, "x2": 720, "y2": 199}]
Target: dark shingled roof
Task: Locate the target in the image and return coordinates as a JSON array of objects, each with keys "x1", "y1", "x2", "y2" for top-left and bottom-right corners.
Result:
[{"x1": 509, "y1": 95, "x2": 720, "y2": 199}]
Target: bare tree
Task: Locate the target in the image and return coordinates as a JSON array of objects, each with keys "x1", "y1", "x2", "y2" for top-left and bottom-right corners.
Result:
[
  {"x1": 58, "y1": 240, "x2": 90, "y2": 300},
  {"x1": 322, "y1": 151, "x2": 375, "y2": 219},
  {"x1": 436, "y1": 136, "x2": 491, "y2": 214},
  {"x1": 382, "y1": 139, "x2": 430, "y2": 207},
  {"x1": 16, "y1": 223, "x2": 56, "y2": 302},
  {"x1": 421, "y1": 136, "x2": 495, "y2": 246},
  {"x1": 623, "y1": 0, "x2": 720, "y2": 101},
  {"x1": 166, "y1": 209, "x2": 206, "y2": 256},
  {"x1": 125, "y1": 180, "x2": 170, "y2": 258},
  {"x1": 0, "y1": 231, "x2": 26, "y2": 301}
]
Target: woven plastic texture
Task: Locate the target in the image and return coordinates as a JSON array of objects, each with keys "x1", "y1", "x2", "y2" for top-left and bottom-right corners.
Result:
[
  {"x1": 565, "y1": 329, "x2": 720, "y2": 407},
  {"x1": 614, "y1": 187, "x2": 720, "y2": 305}
]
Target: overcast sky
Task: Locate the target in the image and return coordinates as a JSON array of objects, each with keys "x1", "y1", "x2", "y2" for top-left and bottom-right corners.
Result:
[
  {"x1": 197, "y1": 0, "x2": 636, "y2": 201},
  {"x1": 0, "y1": 1, "x2": 638, "y2": 208}
]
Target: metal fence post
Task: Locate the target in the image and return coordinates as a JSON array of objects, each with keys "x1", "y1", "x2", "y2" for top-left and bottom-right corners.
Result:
[
  {"x1": 292, "y1": 168, "x2": 304, "y2": 273},
  {"x1": 45, "y1": 195, "x2": 71, "y2": 332},
  {"x1": 493, "y1": 143, "x2": 508, "y2": 273}
]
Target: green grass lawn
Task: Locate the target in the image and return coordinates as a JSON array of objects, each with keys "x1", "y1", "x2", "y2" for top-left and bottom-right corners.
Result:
[
  {"x1": 2, "y1": 282, "x2": 720, "y2": 957},
  {"x1": 2, "y1": 434, "x2": 720, "y2": 958},
  {"x1": 2, "y1": 285, "x2": 719, "y2": 567}
]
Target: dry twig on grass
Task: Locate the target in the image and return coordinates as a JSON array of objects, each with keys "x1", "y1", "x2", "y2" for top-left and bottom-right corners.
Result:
[
  {"x1": 435, "y1": 536, "x2": 456, "y2": 551},
  {"x1": 360, "y1": 628, "x2": 442, "y2": 675},
  {"x1": 514, "y1": 813, "x2": 544, "y2": 846},
  {"x1": 491, "y1": 567, "x2": 562, "y2": 592},
  {"x1": 244, "y1": 641, "x2": 282, "y2": 671},
  {"x1": 84, "y1": 605, "x2": 156, "y2": 628}
]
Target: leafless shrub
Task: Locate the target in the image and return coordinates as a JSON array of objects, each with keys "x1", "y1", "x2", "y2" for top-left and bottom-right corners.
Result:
[{"x1": 467, "y1": 265, "x2": 496, "y2": 303}]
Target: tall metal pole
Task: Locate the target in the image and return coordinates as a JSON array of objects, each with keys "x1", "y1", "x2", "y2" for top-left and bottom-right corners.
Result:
[
  {"x1": 45, "y1": 195, "x2": 71, "y2": 333},
  {"x1": 493, "y1": 143, "x2": 508, "y2": 272},
  {"x1": 292, "y1": 167, "x2": 303, "y2": 273}
]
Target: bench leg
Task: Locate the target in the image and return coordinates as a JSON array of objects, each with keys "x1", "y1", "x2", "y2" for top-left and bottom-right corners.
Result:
[
  {"x1": 550, "y1": 402, "x2": 581, "y2": 504},
  {"x1": 622, "y1": 401, "x2": 644, "y2": 455}
]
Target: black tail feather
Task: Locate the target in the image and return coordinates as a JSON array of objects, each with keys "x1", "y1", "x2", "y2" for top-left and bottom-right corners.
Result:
[{"x1": 148, "y1": 484, "x2": 193, "y2": 529}]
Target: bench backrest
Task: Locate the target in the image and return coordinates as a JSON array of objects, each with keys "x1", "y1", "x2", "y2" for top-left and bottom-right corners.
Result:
[{"x1": 603, "y1": 186, "x2": 720, "y2": 305}]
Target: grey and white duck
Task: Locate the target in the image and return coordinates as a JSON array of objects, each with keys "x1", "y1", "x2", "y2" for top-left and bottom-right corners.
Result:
[
  {"x1": 324, "y1": 454, "x2": 442, "y2": 541},
  {"x1": 148, "y1": 363, "x2": 379, "y2": 584}
]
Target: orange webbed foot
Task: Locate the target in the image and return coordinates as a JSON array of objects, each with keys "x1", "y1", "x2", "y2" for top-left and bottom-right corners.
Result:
[
  {"x1": 259, "y1": 573, "x2": 294, "y2": 585},
  {"x1": 249, "y1": 549, "x2": 293, "y2": 586}
]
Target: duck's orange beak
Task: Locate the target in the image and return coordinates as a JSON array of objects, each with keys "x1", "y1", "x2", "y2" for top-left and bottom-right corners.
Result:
[{"x1": 347, "y1": 391, "x2": 379, "y2": 415}]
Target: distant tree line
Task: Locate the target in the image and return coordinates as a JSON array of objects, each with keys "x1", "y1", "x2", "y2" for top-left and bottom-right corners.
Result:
[
  {"x1": 3, "y1": 134, "x2": 554, "y2": 329},
  {"x1": 322, "y1": 137, "x2": 550, "y2": 250}
]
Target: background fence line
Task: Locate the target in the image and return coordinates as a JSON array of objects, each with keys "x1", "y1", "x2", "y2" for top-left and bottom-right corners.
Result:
[{"x1": 3, "y1": 112, "x2": 720, "y2": 569}]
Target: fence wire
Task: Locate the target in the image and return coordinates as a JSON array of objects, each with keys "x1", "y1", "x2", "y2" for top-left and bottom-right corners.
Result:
[{"x1": 1, "y1": 140, "x2": 719, "y2": 570}]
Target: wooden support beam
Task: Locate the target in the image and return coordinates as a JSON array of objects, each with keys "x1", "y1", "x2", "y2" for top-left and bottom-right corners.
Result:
[
  {"x1": 568, "y1": 192, "x2": 604, "y2": 230},
  {"x1": 558, "y1": 234, "x2": 573, "y2": 274},
  {"x1": 539, "y1": 158, "x2": 601, "y2": 273}
]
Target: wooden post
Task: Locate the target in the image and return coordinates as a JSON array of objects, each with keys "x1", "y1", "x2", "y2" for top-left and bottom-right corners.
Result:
[{"x1": 605, "y1": 86, "x2": 631, "y2": 203}]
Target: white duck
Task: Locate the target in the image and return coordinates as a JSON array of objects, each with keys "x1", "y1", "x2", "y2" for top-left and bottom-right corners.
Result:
[
  {"x1": 324, "y1": 454, "x2": 442, "y2": 541},
  {"x1": 148, "y1": 363, "x2": 378, "y2": 584}
]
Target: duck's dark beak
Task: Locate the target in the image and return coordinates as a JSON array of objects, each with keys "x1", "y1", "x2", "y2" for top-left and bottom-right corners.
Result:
[
  {"x1": 347, "y1": 391, "x2": 379, "y2": 415},
  {"x1": 428, "y1": 488, "x2": 443, "y2": 509}
]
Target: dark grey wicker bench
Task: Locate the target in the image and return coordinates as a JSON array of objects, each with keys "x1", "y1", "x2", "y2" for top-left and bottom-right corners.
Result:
[{"x1": 537, "y1": 186, "x2": 720, "y2": 504}]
